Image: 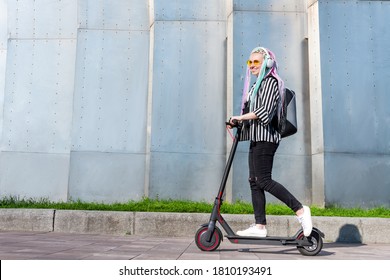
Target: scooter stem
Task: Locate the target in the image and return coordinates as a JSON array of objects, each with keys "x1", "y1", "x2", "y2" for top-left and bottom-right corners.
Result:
[
  {"x1": 205, "y1": 122, "x2": 242, "y2": 242},
  {"x1": 217, "y1": 123, "x2": 242, "y2": 199}
]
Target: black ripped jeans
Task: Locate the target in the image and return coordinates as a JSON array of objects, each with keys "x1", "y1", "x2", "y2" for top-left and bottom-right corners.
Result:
[{"x1": 248, "y1": 141, "x2": 302, "y2": 225}]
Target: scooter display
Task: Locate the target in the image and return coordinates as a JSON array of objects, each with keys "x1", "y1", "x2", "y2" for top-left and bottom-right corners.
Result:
[{"x1": 195, "y1": 121, "x2": 324, "y2": 256}]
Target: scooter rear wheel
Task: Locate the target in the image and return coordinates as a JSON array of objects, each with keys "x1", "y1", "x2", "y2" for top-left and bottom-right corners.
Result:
[
  {"x1": 195, "y1": 226, "x2": 222, "y2": 251},
  {"x1": 296, "y1": 229, "x2": 323, "y2": 256}
]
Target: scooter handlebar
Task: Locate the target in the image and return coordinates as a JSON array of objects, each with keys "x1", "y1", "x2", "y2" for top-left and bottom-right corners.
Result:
[{"x1": 225, "y1": 119, "x2": 242, "y2": 128}]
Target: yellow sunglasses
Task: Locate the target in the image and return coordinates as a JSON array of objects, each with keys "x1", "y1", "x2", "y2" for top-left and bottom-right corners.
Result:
[{"x1": 246, "y1": 60, "x2": 261, "y2": 67}]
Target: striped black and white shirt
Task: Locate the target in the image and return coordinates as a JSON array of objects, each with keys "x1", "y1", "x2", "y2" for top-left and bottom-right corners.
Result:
[{"x1": 240, "y1": 76, "x2": 281, "y2": 144}]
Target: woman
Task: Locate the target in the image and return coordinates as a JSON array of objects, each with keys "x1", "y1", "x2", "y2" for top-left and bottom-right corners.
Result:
[{"x1": 228, "y1": 47, "x2": 312, "y2": 237}]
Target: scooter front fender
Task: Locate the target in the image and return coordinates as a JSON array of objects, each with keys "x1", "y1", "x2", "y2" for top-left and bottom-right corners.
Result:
[
  {"x1": 199, "y1": 223, "x2": 223, "y2": 242},
  {"x1": 292, "y1": 227, "x2": 325, "y2": 239}
]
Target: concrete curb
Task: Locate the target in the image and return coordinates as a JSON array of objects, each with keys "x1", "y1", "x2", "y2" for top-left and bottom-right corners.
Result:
[
  {"x1": 1, "y1": 209, "x2": 389, "y2": 243},
  {"x1": 0, "y1": 209, "x2": 55, "y2": 232}
]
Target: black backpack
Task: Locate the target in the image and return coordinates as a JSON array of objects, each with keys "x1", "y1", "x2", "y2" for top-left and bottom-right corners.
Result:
[{"x1": 271, "y1": 88, "x2": 298, "y2": 138}]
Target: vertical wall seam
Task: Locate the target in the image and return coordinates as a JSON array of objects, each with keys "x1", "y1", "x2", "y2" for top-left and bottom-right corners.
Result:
[{"x1": 144, "y1": 1, "x2": 155, "y2": 198}]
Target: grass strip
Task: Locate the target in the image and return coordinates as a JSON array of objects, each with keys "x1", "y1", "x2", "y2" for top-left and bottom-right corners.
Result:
[{"x1": 0, "y1": 196, "x2": 389, "y2": 218}]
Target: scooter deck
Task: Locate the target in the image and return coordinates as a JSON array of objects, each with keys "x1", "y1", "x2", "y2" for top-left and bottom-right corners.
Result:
[{"x1": 225, "y1": 235, "x2": 313, "y2": 246}]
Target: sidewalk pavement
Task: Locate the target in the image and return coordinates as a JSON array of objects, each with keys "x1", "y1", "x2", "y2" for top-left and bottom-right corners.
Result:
[{"x1": 1, "y1": 230, "x2": 390, "y2": 260}]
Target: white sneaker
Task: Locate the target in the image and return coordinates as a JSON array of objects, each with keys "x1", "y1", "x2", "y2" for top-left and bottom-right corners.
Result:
[
  {"x1": 237, "y1": 224, "x2": 267, "y2": 237},
  {"x1": 297, "y1": 205, "x2": 313, "y2": 237}
]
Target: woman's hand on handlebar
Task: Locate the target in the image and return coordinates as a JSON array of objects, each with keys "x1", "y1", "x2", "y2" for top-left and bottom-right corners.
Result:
[{"x1": 226, "y1": 116, "x2": 242, "y2": 129}]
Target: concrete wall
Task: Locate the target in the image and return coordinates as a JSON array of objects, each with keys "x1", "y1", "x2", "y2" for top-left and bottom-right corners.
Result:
[
  {"x1": 0, "y1": 0, "x2": 149, "y2": 203},
  {"x1": 308, "y1": 0, "x2": 390, "y2": 207},
  {"x1": 0, "y1": 0, "x2": 389, "y2": 208},
  {"x1": 148, "y1": 0, "x2": 227, "y2": 201}
]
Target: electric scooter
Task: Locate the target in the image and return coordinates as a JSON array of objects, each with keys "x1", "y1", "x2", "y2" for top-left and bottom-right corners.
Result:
[{"x1": 195, "y1": 121, "x2": 324, "y2": 256}]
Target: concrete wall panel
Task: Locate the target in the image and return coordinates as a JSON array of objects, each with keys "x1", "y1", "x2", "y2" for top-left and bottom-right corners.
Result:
[
  {"x1": 68, "y1": 152, "x2": 145, "y2": 203},
  {"x1": 149, "y1": 152, "x2": 225, "y2": 201},
  {"x1": 149, "y1": 19, "x2": 227, "y2": 200},
  {"x1": 7, "y1": 0, "x2": 77, "y2": 39},
  {"x1": 233, "y1": 0, "x2": 306, "y2": 12},
  {"x1": 317, "y1": 0, "x2": 390, "y2": 206},
  {"x1": 0, "y1": 152, "x2": 69, "y2": 201},
  {"x1": 0, "y1": 1, "x2": 6, "y2": 144},
  {"x1": 0, "y1": 0, "x2": 7, "y2": 48},
  {"x1": 151, "y1": 21, "x2": 226, "y2": 154},
  {"x1": 71, "y1": 29, "x2": 149, "y2": 153},
  {"x1": 320, "y1": 0, "x2": 390, "y2": 154},
  {"x1": 154, "y1": 0, "x2": 226, "y2": 21},
  {"x1": 0, "y1": 50, "x2": 5, "y2": 145},
  {"x1": 325, "y1": 153, "x2": 390, "y2": 207},
  {"x1": 2, "y1": 39, "x2": 76, "y2": 153},
  {"x1": 78, "y1": 0, "x2": 149, "y2": 31}
]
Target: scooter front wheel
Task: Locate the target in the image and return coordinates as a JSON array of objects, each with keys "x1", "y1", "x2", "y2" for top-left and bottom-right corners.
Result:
[
  {"x1": 296, "y1": 229, "x2": 323, "y2": 256},
  {"x1": 195, "y1": 226, "x2": 222, "y2": 251}
]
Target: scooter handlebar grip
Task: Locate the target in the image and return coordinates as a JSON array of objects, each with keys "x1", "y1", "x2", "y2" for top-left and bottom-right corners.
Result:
[{"x1": 226, "y1": 119, "x2": 242, "y2": 128}]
